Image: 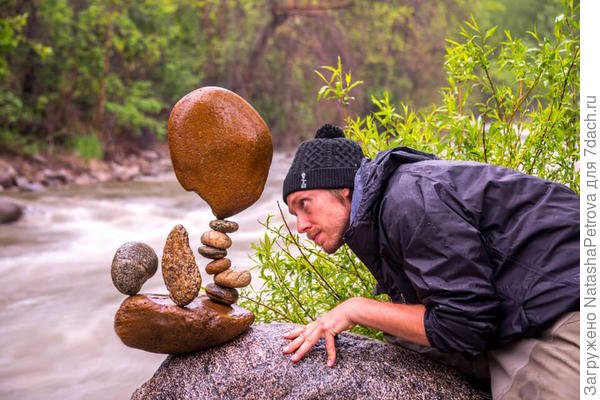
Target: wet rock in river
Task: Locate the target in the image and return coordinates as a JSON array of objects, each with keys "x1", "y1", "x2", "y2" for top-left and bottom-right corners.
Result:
[
  {"x1": 214, "y1": 268, "x2": 251, "y2": 288},
  {"x1": 114, "y1": 294, "x2": 254, "y2": 354},
  {"x1": 0, "y1": 198, "x2": 23, "y2": 224},
  {"x1": 205, "y1": 283, "x2": 239, "y2": 305},
  {"x1": 205, "y1": 258, "x2": 231, "y2": 275},
  {"x1": 162, "y1": 225, "x2": 201, "y2": 307},
  {"x1": 111, "y1": 241, "x2": 158, "y2": 295},
  {"x1": 168, "y1": 87, "x2": 273, "y2": 218},
  {"x1": 201, "y1": 230, "x2": 232, "y2": 249},
  {"x1": 209, "y1": 219, "x2": 239, "y2": 233}
]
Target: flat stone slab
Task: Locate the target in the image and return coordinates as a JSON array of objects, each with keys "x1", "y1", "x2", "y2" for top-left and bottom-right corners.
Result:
[
  {"x1": 131, "y1": 323, "x2": 486, "y2": 400},
  {"x1": 114, "y1": 294, "x2": 254, "y2": 354}
]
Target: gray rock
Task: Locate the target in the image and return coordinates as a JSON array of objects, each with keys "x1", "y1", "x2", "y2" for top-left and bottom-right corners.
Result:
[
  {"x1": 209, "y1": 219, "x2": 239, "y2": 233},
  {"x1": 0, "y1": 198, "x2": 23, "y2": 224},
  {"x1": 111, "y1": 242, "x2": 158, "y2": 295},
  {"x1": 0, "y1": 159, "x2": 17, "y2": 188},
  {"x1": 132, "y1": 323, "x2": 486, "y2": 400}
]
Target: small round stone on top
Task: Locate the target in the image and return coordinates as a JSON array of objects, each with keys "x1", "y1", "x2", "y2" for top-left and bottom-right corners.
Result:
[{"x1": 209, "y1": 219, "x2": 239, "y2": 233}]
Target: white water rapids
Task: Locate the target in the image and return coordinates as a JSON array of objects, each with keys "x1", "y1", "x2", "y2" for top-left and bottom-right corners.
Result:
[{"x1": 0, "y1": 153, "x2": 295, "y2": 400}]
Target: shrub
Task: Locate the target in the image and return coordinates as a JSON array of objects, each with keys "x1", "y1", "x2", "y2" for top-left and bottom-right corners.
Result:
[{"x1": 240, "y1": 0, "x2": 579, "y2": 339}]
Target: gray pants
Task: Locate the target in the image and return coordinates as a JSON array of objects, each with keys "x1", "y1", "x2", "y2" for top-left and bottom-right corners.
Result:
[{"x1": 386, "y1": 312, "x2": 580, "y2": 399}]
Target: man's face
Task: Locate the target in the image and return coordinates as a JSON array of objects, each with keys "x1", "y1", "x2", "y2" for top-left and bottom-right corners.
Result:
[{"x1": 286, "y1": 188, "x2": 352, "y2": 254}]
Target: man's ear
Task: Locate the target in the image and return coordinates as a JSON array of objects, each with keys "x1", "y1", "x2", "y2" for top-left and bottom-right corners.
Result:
[{"x1": 341, "y1": 188, "x2": 352, "y2": 200}]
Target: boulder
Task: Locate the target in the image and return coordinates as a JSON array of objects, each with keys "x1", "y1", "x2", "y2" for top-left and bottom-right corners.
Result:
[
  {"x1": 114, "y1": 294, "x2": 254, "y2": 354},
  {"x1": 131, "y1": 323, "x2": 486, "y2": 400},
  {"x1": 0, "y1": 198, "x2": 23, "y2": 224},
  {"x1": 0, "y1": 159, "x2": 17, "y2": 188},
  {"x1": 167, "y1": 87, "x2": 273, "y2": 218}
]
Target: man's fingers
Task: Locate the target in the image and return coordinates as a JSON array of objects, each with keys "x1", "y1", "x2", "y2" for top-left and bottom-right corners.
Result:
[
  {"x1": 282, "y1": 332, "x2": 307, "y2": 354},
  {"x1": 283, "y1": 327, "x2": 305, "y2": 339},
  {"x1": 324, "y1": 332, "x2": 337, "y2": 367},
  {"x1": 290, "y1": 327, "x2": 321, "y2": 362}
]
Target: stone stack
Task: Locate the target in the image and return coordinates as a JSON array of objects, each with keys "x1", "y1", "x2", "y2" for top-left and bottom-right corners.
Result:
[
  {"x1": 112, "y1": 222, "x2": 254, "y2": 354},
  {"x1": 198, "y1": 219, "x2": 252, "y2": 306}
]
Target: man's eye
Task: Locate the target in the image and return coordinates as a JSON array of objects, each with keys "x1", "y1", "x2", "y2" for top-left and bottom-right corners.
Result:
[{"x1": 300, "y1": 199, "x2": 308, "y2": 211}]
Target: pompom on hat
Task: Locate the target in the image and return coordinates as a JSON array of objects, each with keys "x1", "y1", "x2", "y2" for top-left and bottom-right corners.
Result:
[{"x1": 282, "y1": 124, "x2": 364, "y2": 203}]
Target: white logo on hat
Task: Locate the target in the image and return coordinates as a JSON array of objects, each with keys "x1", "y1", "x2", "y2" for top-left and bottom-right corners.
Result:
[{"x1": 300, "y1": 172, "x2": 307, "y2": 189}]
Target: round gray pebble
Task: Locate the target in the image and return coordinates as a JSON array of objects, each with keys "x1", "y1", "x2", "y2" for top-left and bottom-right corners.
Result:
[{"x1": 111, "y1": 241, "x2": 158, "y2": 295}]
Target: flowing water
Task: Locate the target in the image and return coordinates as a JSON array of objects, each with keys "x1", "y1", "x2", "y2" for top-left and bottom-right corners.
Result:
[{"x1": 0, "y1": 153, "x2": 294, "y2": 400}]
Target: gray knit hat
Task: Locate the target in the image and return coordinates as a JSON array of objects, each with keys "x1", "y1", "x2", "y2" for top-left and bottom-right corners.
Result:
[{"x1": 282, "y1": 124, "x2": 364, "y2": 203}]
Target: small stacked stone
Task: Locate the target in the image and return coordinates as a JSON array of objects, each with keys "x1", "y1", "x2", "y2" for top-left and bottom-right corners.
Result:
[{"x1": 199, "y1": 219, "x2": 252, "y2": 306}]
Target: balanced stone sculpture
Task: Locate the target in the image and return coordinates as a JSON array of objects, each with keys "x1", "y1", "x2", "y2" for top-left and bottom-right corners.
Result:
[
  {"x1": 199, "y1": 219, "x2": 252, "y2": 306},
  {"x1": 113, "y1": 86, "x2": 272, "y2": 355}
]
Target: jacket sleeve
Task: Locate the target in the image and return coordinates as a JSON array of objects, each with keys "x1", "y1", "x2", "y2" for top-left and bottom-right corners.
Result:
[{"x1": 379, "y1": 173, "x2": 500, "y2": 355}]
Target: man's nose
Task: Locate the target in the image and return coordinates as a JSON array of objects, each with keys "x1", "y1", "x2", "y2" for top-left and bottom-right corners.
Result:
[{"x1": 296, "y1": 215, "x2": 311, "y2": 233}]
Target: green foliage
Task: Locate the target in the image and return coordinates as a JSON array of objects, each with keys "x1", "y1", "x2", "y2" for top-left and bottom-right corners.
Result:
[
  {"x1": 69, "y1": 133, "x2": 104, "y2": 161},
  {"x1": 316, "y1": 57, "x2": 363, "y2": 107},
  {"x1": 345, "y1": 0, "x2": 579, "y2": 191},
  {"x1": 106, "y1": 80, "x2": 166, "y2": 138},
  {"x1": 240, "y1": 211, "x2": 388, "y2": 340},
  {"x1": 241, "y1": 1, "x2": 579, "y2": 339}
]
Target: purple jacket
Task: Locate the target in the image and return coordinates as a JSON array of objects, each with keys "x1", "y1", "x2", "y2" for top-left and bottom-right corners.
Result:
[{"x1": 344, "y1": 147, "x2": 579, "y2": 355}]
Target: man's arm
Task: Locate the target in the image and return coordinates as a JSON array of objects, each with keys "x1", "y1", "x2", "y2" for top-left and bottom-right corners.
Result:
[{"x1": 282, "y1": 297, "x2": 429, "y2": 366}]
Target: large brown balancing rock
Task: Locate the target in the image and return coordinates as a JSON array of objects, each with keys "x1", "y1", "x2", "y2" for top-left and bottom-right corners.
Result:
[
  {"x1": 168, "y1": 87, "x2": 273, "y2": 219},
  {"x1": 162, "y1": 225, "x2": 201, "y2": 307},
  {"x1": 114, "y1": 294, "x2": 254, "y2": 354}
]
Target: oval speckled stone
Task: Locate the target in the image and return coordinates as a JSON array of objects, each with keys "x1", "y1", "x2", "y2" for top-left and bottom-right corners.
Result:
[
  {"x1": 111, "y1": 242, "x2": 158, "y2": 295},
  {"x1": 214, "y1": 268, "x2": 252, "y2": 289},
  {"x1": 198, "y1": 245, "x2": 227, "y2": 259},
  {"x1": 205, "y1": 258, "x2": 231, "y2": 275},
  {"x1": 162, "y1": 225, "x2": 202, "y2": 307},
  {"x1": 209, "y1": 219, "x2": 239, "y2": 233},
  {"x1": 205, "y1": 283, "x2": 239, "y2": 305},
  {"x1": 201, "y1": 230, "x2": 232, "y2": 250},
  {"x1": 168, "y1": 87, "x2": 273, "y2": 219}
]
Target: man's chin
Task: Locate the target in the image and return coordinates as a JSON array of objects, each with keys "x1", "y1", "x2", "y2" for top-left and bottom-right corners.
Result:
[{"x1": 320, "y1": 241, "x2": 343, "y2": 254}]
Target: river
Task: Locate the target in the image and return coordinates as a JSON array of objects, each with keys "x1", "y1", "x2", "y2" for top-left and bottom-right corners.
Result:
[{"x1": 0, "y1": 153, "x2": 294, "y2": 400}]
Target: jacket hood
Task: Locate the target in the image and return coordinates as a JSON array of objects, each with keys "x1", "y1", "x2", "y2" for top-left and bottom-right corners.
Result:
[{"x1": 356, "y1": 147, "x2": 438, "y2": 218}]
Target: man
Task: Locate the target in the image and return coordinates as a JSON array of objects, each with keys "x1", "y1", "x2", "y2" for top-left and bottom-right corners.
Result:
[{"x1": 281, "y1": 124, "x2": 579, "y2": 399}]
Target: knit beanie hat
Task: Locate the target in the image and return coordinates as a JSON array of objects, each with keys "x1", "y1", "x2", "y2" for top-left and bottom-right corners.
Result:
[{"x1": 283, "y1": 124, "x2": 364, "y2": 203}]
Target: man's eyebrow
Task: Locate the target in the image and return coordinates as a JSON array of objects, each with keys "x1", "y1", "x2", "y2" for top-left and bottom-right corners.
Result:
[{"x1": 287, "y1": 197, "x2": 299, "y2": 215}]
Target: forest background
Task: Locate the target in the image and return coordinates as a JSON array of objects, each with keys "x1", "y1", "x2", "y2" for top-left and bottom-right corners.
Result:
[{"x1": 1, "y1": 0, "x2": 568, "y2": 158}]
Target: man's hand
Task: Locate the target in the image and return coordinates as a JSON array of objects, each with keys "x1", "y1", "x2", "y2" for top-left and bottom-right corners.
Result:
[
  {"x1": 282, "y1": 297, "x2": 429, "y2": 367},
  {"x1": 282, "y1": 298, "x2": 357, "y2": 367}
]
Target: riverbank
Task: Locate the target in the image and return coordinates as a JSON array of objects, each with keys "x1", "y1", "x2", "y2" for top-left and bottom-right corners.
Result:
[{"x1": 0, "y1": 143, "x2": 173, "y2": 193}]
